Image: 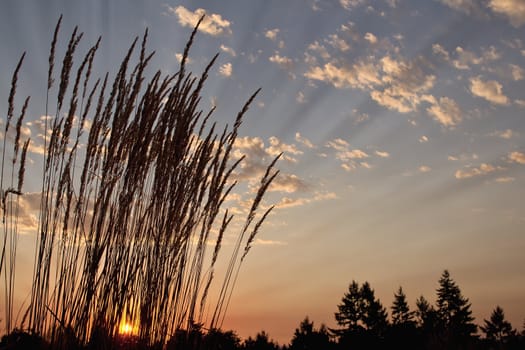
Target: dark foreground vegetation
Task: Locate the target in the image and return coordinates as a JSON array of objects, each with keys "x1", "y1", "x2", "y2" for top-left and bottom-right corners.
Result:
[
  {"x1": 1, "y1": 270, "x2": 524, "y2": 349},
  {"x1": 1, "y1": 16, "x2": 523, "y2": 350}
]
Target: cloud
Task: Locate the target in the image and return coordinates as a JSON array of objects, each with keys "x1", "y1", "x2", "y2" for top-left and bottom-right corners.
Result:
[
  {"x1": 175, "y1": 53, "x2": 193, "y2": 64},
  {"x1": 508, "y1": 151, "x2": 525, "y2": 164},
  {"x1": 375, "y1": 150, "x2": 390, "y2": 158},
  {"x1": 419, "y1": 165, "x2": 432, "y2": 173},
  {"x1": 167, "y1": 6, "x2": 232, "y2": 36},
  {"x1": 269, "y1": 54, "x2": 294, "y2": 70},
  {"x1": 266, "y1": 136, "x2": 303, "y2": 163},
  {"x1": 305, "y1": 60, "x2": 381, "y2": 90},
  {"x1": 470, "y1": 76, "x2": 509, "y2": 105},
  {"x1": 488, "y1": 0, "x2": 525, "y2": 27},
  {"x1": 426, "y1": 96, "x2": 462, "y2": 127},
  {"x1": 452, "y1": 47, "x2": 483, "y2": 69},
  {"x1": 340, "y1": 0, "x2": 366, "y2": 10},
  {"x1": 515, "y1": 99, "x2": 525, "y2": 107},
  {"x1": 326, "y1": 138, "x2": 371, "y2": 171},
  {"x1": 364, "y1": 32, "x2": 378, "y2": 44},
  {"x1": 432, "y1": 44, "x2": 450, "y2": 61},
  {"x1": 295, "y1": 133, "x2": 315, "y2": 149},
  {"x1": 438, "y1": 0, "x2": 481, "y2": 14},
  {"x1": 219, "y1": 62, "x2": 232, "y2": 77},
  {"x1": 275, "y1": 191, "x2": 336, "y2": 209},
  {"x1": 455, "y1": 163, "x2": 501, "y2": 179},
  {"x1": 296, "y1": 92, "x2": 306, "y2": 104},
  {"x1": 220, "y1": 45, "x2": 236, "y2": 57},
  {"x1": 490, "y1": 129, "x2": 517, "y2": 139},
  {"x1": 510, "y1": 64, "x2": 524, "y2": 80},
  {"x1": 495, "y1": 176, "x2": 515, "y2": 183},
  {"x1": 419, "y1": 135, "x2": 429, "y2": 142},
  {"x1": 326, "y1": 34, "x2": 351, "y2": 52},
  {"x1": 253, "y1": 238, "x2": 287, "y2": 246},
  {"x1": 265, "y1": 28, "x2": 280, "y2": 41},
  {"x1": 269, "y1": 173, "x2": 309, "y2": 193}
]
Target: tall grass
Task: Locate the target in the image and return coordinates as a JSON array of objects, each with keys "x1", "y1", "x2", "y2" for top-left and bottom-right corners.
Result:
[{"x1": 1, "y1": 16, "x2": 279, "y2": 349}]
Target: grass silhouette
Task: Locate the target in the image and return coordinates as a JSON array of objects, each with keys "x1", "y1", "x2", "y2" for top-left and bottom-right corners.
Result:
[{"x1": 1, "y1": 15, "x2": 279, "y2": 349}]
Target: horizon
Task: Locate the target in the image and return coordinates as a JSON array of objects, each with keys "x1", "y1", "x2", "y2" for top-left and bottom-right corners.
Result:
[{"x1": 0, "y1": 0, "x2": 524, "y2": 345}]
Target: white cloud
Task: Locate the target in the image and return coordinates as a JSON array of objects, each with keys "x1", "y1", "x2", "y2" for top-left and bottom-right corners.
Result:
[
  {"x1": 515, "y1": 99, "x2": 525, "y2": 107},
  {"x1": 167, "y1": 6, "x2": 232, "y2": 36},
  {"x1": 219, "y1": 63, "x2": 232, "y2": 77},
  {"x1": 419, "y1": 135, "x2": 429, "y2": 143},
  {"x1": 419, "y1": 165, "x2": 432, "y2": 173},
  {"x1": 364, "y1": 32, "x2": 378, "y2": 44},
  {"x1": 253, "y1": 238, "x2": 287, "y2": 246},
  {"x1": 265, "y1": 28, "x2": 280, "y2": 41},
  {"x1": 510, "y1": 64, "x2": 524, "y2": 80},
  {"x1": 326, "y1": 138, "x2": 371, "y2": 171},
  {"x1": 432, "y1": 44, "x2": 450, "y2": 61},
  {"x1": 488, "y1": 0, "x2": 525, "y2": 27},
  {"x1": 220, "y1": 45, "x2": 236, "y2": 57},
  {"x1": 495, "y1": 176, "x2": 515, "y2": 183},
  {"x1": 490, "y1": 129, "x2": 517, "y2": 139},
  {"x1": 270, "y1": 173, "x2": 309, "y2": 193},
  {"x1": 455, "y1": 163, "x2": 500, "y2": 179},
  {"x1": 269, "y1": 54, "x2": 294, "y2": 71},
  {"x1": 276, "y1": 191, "x2": 336, "y2": 209},
  {"x1": 426, "y1": 96, "x2": 462, "y2": 127},
  {"x1": 295, "y1": 133, "x2": 315, "y2": 149},
  {"x1": 340, "y1": 0, "x2": 366, "y2": 10},
  {"x1": 453, "y1": 47, "x2": 483, "y2": 69},
  {"x1": 470, "y1": 76, "x2": 509, "y2": 105},
  {"x1": 375, "y1": 150, "x2": 390, "y2": 158},
  {"x1": 438, "y1": 0, "x2": 480, "y2": 14},
  {"x1": 327, "y1": 34, "x2": 351, "y2": 52},
  {"x1": 296, "y1": 92, "x2": 306, "y2": 104},
  {"x1": 266, "y1": 136, "x2": 303, "y2": 163},
  {"x1": 508, "y1": 151, "x2": 525, "y2": 164}
]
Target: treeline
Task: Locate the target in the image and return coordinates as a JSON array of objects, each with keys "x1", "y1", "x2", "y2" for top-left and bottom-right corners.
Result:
[
  {"x1": 1, "y1": 270, "x2": 523, "y2": 349},
  {"x1": 164, "y1": 269, "x2": 524, "y2": 350}
]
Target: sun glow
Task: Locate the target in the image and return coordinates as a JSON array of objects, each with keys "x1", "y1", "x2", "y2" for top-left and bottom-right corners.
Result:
[{"x1": 118, "y1": 321, "x2": 138, "y2": 336}]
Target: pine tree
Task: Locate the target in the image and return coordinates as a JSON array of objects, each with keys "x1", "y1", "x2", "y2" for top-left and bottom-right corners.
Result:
[
  {"x1": 334, "y1": 281, "x2": 389, "y2": 338},
  {"x1": 480, "y1": 306, "x2": 514, "y2": 342},
  {"x1": 435, "y1": 270, "x2": 477, "y2": 344},
  {"x1": 289, "y1": 317, "x2": 332, "y2": 350},
  {"x1": 391, "y1": 286, "x2": 414, "y2": 325}
]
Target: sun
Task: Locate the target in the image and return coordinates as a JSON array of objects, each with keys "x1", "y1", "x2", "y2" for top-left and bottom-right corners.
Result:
[{"x1": 118, "y1": 322, "x2": 137, "y2": 336}]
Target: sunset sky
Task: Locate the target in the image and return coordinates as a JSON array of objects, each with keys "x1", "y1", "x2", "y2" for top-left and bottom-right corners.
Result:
[{"x1": 1, "y1": 0, "x2": 525, "y2": 344}]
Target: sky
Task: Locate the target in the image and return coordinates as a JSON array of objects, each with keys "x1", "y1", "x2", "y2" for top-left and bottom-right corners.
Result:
[{"x1": 1, "y1": 0, "x2": 525, "y2": 344}]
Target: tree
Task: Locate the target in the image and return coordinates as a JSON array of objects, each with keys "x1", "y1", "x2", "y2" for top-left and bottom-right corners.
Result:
[
  {"x1": 243, "y1": 331, "x2": 280, "y2": 350},
  {"x1": 435, "y1": 270, "x2": 477, "y2": 346},
  {"x1": 289, "y1": 317, "x2": 333, "y2": 350},
  {"x1": 480, "y1": 306, "x2": 514, "y2": 342},
  {"x1": 334, "y1": 280, "x2": 389, "y2": 346},
  {"x1": 388, "y1": 287, "x2": 420, "y2": 349},
  {"x1": 391, "y1": 286, "x2": 414, "y2": 326}
]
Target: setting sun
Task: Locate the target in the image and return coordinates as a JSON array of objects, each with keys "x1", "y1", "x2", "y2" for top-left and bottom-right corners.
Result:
[{"x1": 118, "y1": 322, "x2": 137, "y2": 336}]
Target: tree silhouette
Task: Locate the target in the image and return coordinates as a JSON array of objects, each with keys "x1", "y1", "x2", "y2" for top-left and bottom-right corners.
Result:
[
  {"x1": 242, "y1": 331, "x2": 280, "y2": 350},
  {"x1": 391, "y1": 286, "x2": 414, "y2": 326},
  {"x1": 289, "y1": 317, "x2": 333, "y2": 350},
  {"x1": 334, "y1": 281, "x2": 388, "y2": 348},
  {"x1": 435, "y1": 270, "x2": 477, "y2": 348},
  {"x1": 481, "y1": 306, "x2": 514, "y2": 344},
  {"x1": 388, "y1": 287, "x2": 420, "y2": 349}
]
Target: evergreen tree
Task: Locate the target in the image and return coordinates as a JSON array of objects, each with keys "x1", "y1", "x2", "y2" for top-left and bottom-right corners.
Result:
[
  {"x1": 391, "y1": 286, "x2": 414, "y2": 325},
  {"x1": 435, "y1": 270, "x2": 477, "y2": 346},
  {"x1": 289, "y1": 317, "x2": 333, "y2": 350},
  {"x1": 480, "y1": 306, "x2": 514, "y2": 342},
  {"x1": 334, "y1": 280, "x2": 389, "y2": 349},
  {"x1": 388, "y1": 287, "x2": 420, "y2": 349},
  {"x1": 243, "y1": 331, "x2": 280, "y2": 350}
]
